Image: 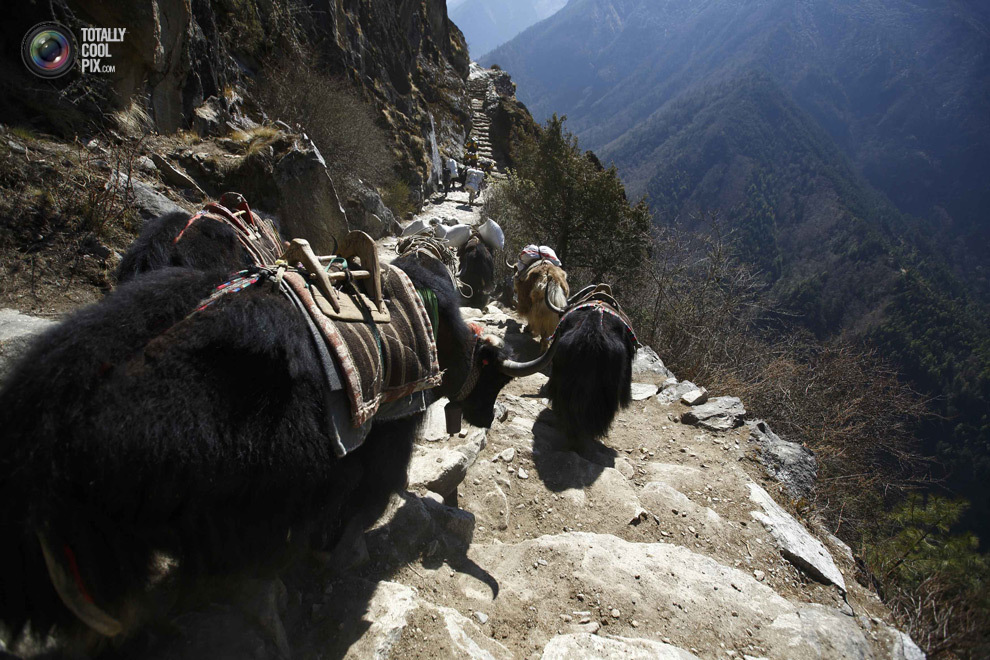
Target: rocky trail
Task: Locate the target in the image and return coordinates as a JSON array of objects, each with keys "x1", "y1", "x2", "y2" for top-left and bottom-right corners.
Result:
[{"x1": 261, "y1": 197, "x2": 925, "y2": 660}]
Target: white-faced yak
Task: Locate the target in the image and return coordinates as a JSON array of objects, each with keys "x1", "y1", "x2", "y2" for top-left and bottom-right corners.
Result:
[
  {"x1": 544, "y1": 285, "x2": 639, "y2": 451},
  {"x1": 514, "y1": 260, "x2": 569, "y2": 351},
  {"x1": 0, "y1": 209, "x2": 548, "y2": 656}
]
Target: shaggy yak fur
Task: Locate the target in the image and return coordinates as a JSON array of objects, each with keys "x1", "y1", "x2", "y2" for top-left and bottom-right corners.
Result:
[
  {"x1": 457, "y1": 236, "x2": 495, "y2": 309},
  {"x1": 514, "y1": 261, "x2": 569, "y2": 350},
  {"x1": 116, "y1": 210, "x2": 268, "y2": 282},
  {"x1": 547, "y1": 306, "x2": 636, "y2": 448},
  {"x1": 0, "y1": 218, "x2": 513, "y2": 654}
]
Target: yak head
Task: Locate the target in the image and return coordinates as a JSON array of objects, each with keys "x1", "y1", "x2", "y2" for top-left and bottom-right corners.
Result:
[{"x1": 442, "y1": 323, "x2": 558, "y2": 429}]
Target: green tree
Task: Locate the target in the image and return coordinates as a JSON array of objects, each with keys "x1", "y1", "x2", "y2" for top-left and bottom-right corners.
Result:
[{"x1": 485, "y1": 115, "x2": 651, "y2": 291}]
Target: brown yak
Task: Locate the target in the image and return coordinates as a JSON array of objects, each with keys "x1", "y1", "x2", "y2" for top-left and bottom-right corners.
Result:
[{"x1": 514, "y1": 259, "x2": 569, "y2": 350}]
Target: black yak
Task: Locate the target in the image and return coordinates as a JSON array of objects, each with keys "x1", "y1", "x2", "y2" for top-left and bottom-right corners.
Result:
[
  {"x1": 544, "y1": 285, "x2": 638, "y2": 450},
  {"x1": 0, "y1": 213, "x2": 547, "y2": 655},
  {"x1": 456, "y1": 235, "x2": 495, "y2": 309}
]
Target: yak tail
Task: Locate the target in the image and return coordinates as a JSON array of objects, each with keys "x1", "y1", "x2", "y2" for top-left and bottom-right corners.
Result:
[{"x1": 549, "y1": 310, "x2": 634, "y2": 443}]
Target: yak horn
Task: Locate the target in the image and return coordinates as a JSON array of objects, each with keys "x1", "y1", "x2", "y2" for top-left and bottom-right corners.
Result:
[
  {"x1": 499, "y1": 339, "x2": 558, "y2": 377},
  {"x1": 37, "y1": 531, "x2": 124, "y2": 637},
  {"x1": 505, "y1": 257, "x2": 515, "y2": 269},
  {"x1": 545, "y1": 284, "x2": 566, "y2": 315}
]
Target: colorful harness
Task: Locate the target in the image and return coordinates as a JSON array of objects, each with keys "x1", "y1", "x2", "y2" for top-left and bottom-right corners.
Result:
[
  {"x1": 173, "y1": 193, "x2": 283, "y2": 267},
  {"x1": 549, "y1": 286, "x2": 639, "y2": 347}
]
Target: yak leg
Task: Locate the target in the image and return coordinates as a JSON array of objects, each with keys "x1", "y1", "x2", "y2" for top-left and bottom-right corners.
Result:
[{"x1": 324, "y1": 414, "x2": 419, "y2": 572}]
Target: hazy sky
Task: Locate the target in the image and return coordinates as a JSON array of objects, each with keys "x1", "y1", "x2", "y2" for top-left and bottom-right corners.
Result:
[{"x1": 447, "y1": 0, "x2": 469, "y2": 9}]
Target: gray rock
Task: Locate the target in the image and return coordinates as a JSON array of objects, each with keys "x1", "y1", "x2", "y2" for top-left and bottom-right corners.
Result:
[
  {"x1": 418, "y1": 398, "x2": 450, "y2": 442},
  {"x1": 192, "y1": 98, "x2": 225, "y2": 137},
  {"x1": 0, "y1": 309, "x2": 55, "y2": 383},
  {"x1": 542, "y1": 634, "x2": 701, "y2": 660},
  {"x1": 498, "y1": 447, "x2": 516, "y2": 463},
  {"x1": 132, "y1": 181, "x2": 189, "y2": 220},
  {"x1": 680, "y1": 388, "x2": 709, "y2": 406},
  {"x1": 748, "y1": 483, "x2": 846, "y2": 592},
  {"x1": 345, "y1": 179, "x2": 399, "y2": 239},
  {"x1": 631, "y1": 346, "x2": 674, "y2": 379},
  {"x1": 407, "y1": 429, "x2": 487, "y2": 497},
  {"x1": 757, "y1": 607, "x2": 872, "y2": 660},
  {"x1": 631, "y1": 383, "x2": 660, "y2": 401},
  {"x1": 889, "y1": 628, "x2": 927, "y2": 660},
  {"x1": 657, "y1": 380, "x2": 698, "y2": 405},
  {"x1": 274, "y1": 135, "x2": 349, "y2": 254},
  {"x1": 136, "y1": 155, "x2": 157, "y2": 172},
  {"x1": 748, "y1": 421, "x2": 817, "y2": 499},
  {"x1": 7, "y1": 140, "x2": 27, "y2": 154},
  {"x1": 681, "y1": 397, "x2": 746, "y2": 430},
  {"x1": 151, "y1": 153, "x2": 205, "y2": 193},
  {"x1": 344, "y1": 581, "x2": 511, "y2": 660}
]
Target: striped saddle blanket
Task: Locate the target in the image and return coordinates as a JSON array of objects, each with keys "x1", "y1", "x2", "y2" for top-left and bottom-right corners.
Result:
[{"x1": 282, "y1": 264, "x2": 442, "y2": 428}]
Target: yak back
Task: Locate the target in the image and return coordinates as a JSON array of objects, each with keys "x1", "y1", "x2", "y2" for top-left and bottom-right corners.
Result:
[
  {"x1": 549, "y1": 306, "x2": 635, "y2": 443},
  {"x1": 457, "y1": 236, "x2": 495, "y2": 308},
  {"x1": 117, "y1": 211, "x2": 257, "y2": 283},
  {"x1": 0, "y1": 267, "x2": 351, "y2": 636}
]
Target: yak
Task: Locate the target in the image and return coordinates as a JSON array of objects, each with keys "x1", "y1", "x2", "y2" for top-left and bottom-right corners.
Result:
[
  {"x1": 544, "y1": 285, "x2": 638, "y2": 451},
  {"x1": 456, "y1": 234, "x2": 495, "y2": 309},
  {"x1": 514, "y1": 260, "x2": 569, "y2": 350},
  {"x1": 0, "y1": 211, "x2": 548, "y2": 656}
]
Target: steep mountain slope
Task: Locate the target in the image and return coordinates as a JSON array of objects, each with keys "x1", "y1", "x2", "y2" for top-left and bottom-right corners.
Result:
[
  {"x1": 484, "y1": 0, "x2": 990, "y2": 274},
  {"x1": 450, "y1": 0, "x2": 567, "y2": 58}
]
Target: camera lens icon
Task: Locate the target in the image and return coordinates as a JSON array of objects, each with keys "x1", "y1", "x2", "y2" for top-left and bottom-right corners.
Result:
[{"x1": 22, "y1": 23, "x2": 76, "y2": 78}]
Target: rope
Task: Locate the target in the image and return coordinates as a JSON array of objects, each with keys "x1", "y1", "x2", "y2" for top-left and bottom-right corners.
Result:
[{"x1": 396, "y1": 233, "x2": 474, "y2": 298}]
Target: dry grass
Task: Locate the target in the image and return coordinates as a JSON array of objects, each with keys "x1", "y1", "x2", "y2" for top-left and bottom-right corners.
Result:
[{"x1": 0, "y1": 129, "x2": 143, "y2": 315}]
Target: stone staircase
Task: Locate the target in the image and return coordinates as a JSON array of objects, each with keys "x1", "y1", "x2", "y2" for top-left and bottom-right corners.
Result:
[{"x1": 467, "y1": 75, "x2": 506, "y2": 181}]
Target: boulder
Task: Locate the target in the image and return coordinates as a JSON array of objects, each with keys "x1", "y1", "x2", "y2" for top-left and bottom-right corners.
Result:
[
  {"x1": 407, "y1": 430, "x2": 487, "y2": 497},
  {"x1": 418, "y1": 397, "x2": 451, "y2": 442},
  {"x1": 748, "y1": 483, "x2": 846, "y2": 592},
  {"x1": 151, "y1": 153, "x2": 206, "y2": 193},
  {"x1": 681, "y1": 397, "x2": 746, "y2": 431},
  {"x1": 656, "y1": 380, "x2": 698, "y2": 405},
  {"x1": 748, "y1": 421, "x2": 817, "y2": 499},
  {"x1": 344, "y1": 179, "x2": 399, "y2": 239},
  {"x1": 631, "y1": 346, "x2": 674, "y2": 379},
  {"x1": 757, "y1": 607, "x2": 872, "y2": 660},
  {"x1": 340, "y1": 581, "x2": 512, "y2": 660},
  {"x1": 680, "y1": 388, "x2": 709, "y2": 406},
  {"x1": 132, "y1": 181, "x2": 190, "y2": 220},
  {"x1": 0, "y1": 309, "x2": 55, "y2": 383},
  {"x1": 630, "y1": 383, "x2": 660, "y2": 401},
  {"x1": 274, "y1": 135, "x2": 350, "y2": 254}
]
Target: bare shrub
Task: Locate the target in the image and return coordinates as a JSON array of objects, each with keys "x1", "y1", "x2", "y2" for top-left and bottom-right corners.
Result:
[{"x1": 253, "y1": 58, "x2": 392, "y2": 194}]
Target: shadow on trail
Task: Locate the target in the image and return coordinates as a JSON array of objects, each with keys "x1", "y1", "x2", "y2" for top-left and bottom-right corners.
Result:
[
  {"x1": 531, "y1": 408, "x2": 618, "y2": 494},
  {"x1": 112, "y1": 491, "x2": 498, "y2": 660}
]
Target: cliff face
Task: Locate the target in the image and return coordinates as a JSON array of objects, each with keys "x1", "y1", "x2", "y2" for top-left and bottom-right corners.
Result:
[{"x1": 0, "y1": 0, "x2": 470, "y2": 193}]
